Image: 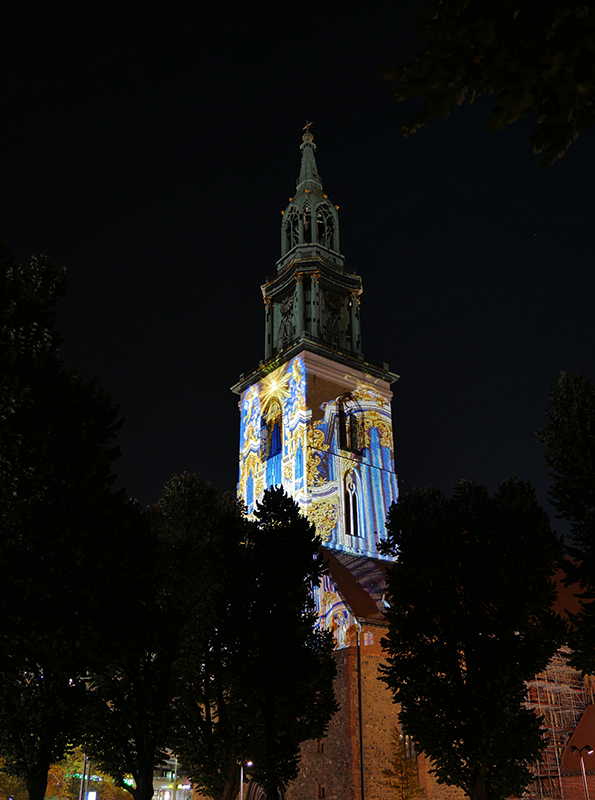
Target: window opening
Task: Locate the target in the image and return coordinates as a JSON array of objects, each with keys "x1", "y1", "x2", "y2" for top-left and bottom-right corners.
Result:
[
  {"x1": 344, "y1": 471, "x2": 360, "y2": 538},
  {"x1": 303, "y1": 201, "x2": 312, "y2": 243},
  {"x1": 338, "y1": 397, "x2": 361, "y2": 453},
  {"x1": 261, "y1": 400, "x2": 282, "y2": 459},
  {"x1": 284, "y1": 207, "x2": 299, "y2": 252},
  {"x1": 316, "y1": 205, "x2": 334, "y2": 247}
]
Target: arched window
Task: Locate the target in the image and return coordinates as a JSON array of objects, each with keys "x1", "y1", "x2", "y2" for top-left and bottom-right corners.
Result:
[
  {"x1": 344, "y1": 471, "x2": 360, "y2": 538},
  {"x1": 246, "y1": 470, "x2": 254, "y2": 511},
  {"x1": 284, "y1": 207, "x2": 299, "y2": 253},
  {"x1": 302, "y1": 200, "x2": 312, "y2": 243},
  {"x1": 269, "y1": 416, "x2": 282, "y2": 456},
  {"x1": 338, "y1": 396, "x2": 361, "y2": 453},
  {"x1": 316, "y1": 205, "x2": 334, "y2": 248},
  {"x1": 295, "y1": 438, "x2": 304, "y2": 490},
  {"x1": 261, "y1": 400, "x2": 282, "y2": 459}
]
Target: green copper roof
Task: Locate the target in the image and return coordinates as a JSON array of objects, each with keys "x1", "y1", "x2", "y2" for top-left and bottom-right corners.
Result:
[
  {"x1": 280, "y1": 126, "x2": 341, "y2": 258},
  {"x1": 297, "y1": 131, "x2": 323, "y2": 191}
]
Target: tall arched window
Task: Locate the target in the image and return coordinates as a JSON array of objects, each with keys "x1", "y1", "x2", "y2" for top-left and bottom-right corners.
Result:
[
  {"x1": 338, "y1": 396, "x2": 361, "y2": 453},
  {"x1": 344, "y1": 471, "x2": 360, "y2": 538},
  {"x1": 316, "y1": 205, "x2": 334, "y2": 248},
  {"x1": 295, "y1": 438, "x2": 304, "y2": 490},
  {"x1": 246, "y1": 470, "x2": 254, "y2": 511},
  {"x1": 269, "y1": 415, "x2": 282, "y2": 456},
  {"x1": 302, "y1": 200, "x2": 312, "y2": 243},
  {"x1": 284, "y1": 206, "x2": 299, "y2": 253},
  {"x1": 261, "y1": 400, "x2": 282, "y2": 459}
]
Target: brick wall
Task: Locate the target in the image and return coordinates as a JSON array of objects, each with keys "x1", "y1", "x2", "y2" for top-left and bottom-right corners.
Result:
[
  {"x1": 286, "y1": 621, "x2": 400, "y2": 800},
  {"x1": 416, "y1": 754, "x2": 466, "y2": 800},
  {"x1": 559, "y1": 773, "x2": 595, "y2": 800},
  {"x1": 285, "y1": 620, "x2": 475, "y2": 800}
]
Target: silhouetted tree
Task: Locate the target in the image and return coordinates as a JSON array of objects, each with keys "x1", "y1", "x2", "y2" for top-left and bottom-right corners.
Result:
[
  {"x1": 380, "y1": 478, "x2": 565, "y2": 800},
  {"x1": 240, "y1": 488, "x2": 338, "y2": 800},
  {"x1": 81, "y1": 473, "x2": 276, "y2": 800},
  {"x1": 539, "y1": 372, "x2": 595, "y2": 550},
  {"x1": 539, "y1": 371, "x2": 595, "y2": 675},
  {"x1": 165, "y1": 482, "x2": 338, "y2": 800},
  {"x1": 0, "y1": 239, "x2": 130, "y2": 800},
  {"x1": 381, "y1": 728, "x2": 422, "y2": 800},
  {"x1": 384, "y1": 1, "x2": 595, "y2": 164}
]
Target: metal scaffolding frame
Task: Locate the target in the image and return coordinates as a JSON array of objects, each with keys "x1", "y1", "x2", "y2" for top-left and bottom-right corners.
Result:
[{"x1": 525, "y1": 647, "x2": 588, "y2": 800}]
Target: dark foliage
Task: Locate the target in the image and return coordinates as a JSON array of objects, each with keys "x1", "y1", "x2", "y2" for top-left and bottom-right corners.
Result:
[
  {"x1": 384, "y1": 1, "x2": 595, "y2": 164},
  {"x1": 82, "y1": 477, "x2": 337, "y2": 800},
  {"x1": 539, "y1": 372, "x2": 595, "y2": 676},
  {"x1": 539, "y1": 372, "x2": 595, "y2": 551},
  {"x1": 0, "y1": 239, "x2": 130, "y2": 800},
  {"x1": 81, "y1": 474, "x2": 250, "y2": 800},
  {"x1": 241, "y1": 488, "x2": 338, "y2": 800},
  {"x1": 380, "y1": 478, "x2": 565, "y2": 800},
  {"x1": 166, "y1": 482, "x2": 338, "y2": 800},
  {"x1": 78, "y1": 505, "x2": 164, "y2": 800}
]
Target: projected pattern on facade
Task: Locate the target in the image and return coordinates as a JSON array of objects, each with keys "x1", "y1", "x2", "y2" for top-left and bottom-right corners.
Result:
[
  {"x1": 237, "y1": 351, "x2": 398, "y2": 560},
  {"x1": 232, "y1": 129, "x2": 400, "y2": 651}
]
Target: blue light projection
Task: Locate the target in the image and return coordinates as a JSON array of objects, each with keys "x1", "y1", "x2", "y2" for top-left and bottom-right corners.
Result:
[{"x1": 237, "y1": 352, "x2": 399, "y2": 560}]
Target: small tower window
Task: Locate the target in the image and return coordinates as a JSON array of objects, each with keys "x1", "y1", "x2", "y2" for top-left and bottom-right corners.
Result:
[
  {"x1": 246, "y1": 470, "x2": 254, "y2": 511},
  {"x1": 302, "y1": 200, "x2": 312, "y2": 243},
  {"x1": 344, "y1": 471, "x2": 360, "y2": 538},
  {"x1": 284, "y1": 206, "x2": 299, "y2": 253},
  {"x1": 261, "y1": 400, "x2": 282, "y2": 459},
  {"x1": 269, "y1": 416, "x2": 282, "y2": 456},
  {"x1": 338, "y1": 397, "x2": 361, "y2": 453},
  {"x1": 316, "y1": 205, "x2": 334, "y2": 248}
]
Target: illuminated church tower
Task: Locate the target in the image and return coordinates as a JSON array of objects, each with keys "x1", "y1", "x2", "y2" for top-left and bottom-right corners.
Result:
[{"x1": 231, "y1": 127, "x2": 399, "y2": 559}]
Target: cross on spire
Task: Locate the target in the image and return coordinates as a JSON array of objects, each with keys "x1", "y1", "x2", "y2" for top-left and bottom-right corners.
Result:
[{"x1": 303, "y1": 120, "x2": 314, "y2": 134}]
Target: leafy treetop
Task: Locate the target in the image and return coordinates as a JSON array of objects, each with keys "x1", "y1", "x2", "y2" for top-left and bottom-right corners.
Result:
[
  {"x1": 539, "y1": 372, "x2": 595, "y2": 678},
  {"x1": 380, "y1": 478, "x2": 565, "y2": 800},
  {"x1": 384, "y1": 1, "x2": 595, "y2": 164}
]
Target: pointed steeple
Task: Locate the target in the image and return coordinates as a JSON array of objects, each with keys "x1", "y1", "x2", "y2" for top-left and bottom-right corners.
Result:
[
  {"x1": 281, "y1": 126, "x2": 340, "y2": 258},
  {"x1": 253, "y1": 127, "x2": 364, "y2": 364},
  {"x1": 297, "y1": 128, "x2": 323, "y2": 191}
]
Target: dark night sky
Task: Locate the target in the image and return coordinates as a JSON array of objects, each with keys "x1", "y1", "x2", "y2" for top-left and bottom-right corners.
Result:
[{"x1": 2, "y1": 2, "x2": 594, "y2": 528}]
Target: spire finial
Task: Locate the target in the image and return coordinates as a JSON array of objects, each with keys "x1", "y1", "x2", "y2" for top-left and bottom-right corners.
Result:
[{"x1": 302, "y1": 120, "x2": 314, "y2": 142}]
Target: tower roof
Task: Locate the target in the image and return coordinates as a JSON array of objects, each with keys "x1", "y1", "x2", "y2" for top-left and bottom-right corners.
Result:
[
  {"x1": 280, "y1": 125, "x2": 341, "y2": 259},
  {"x1": 296, "y1": 128, "x2": 323, "y2": 192}
]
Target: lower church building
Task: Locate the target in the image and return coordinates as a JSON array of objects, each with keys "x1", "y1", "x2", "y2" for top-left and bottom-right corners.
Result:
[{"x1": 230, "y1": 129, "x2": 595, "y2": 800}]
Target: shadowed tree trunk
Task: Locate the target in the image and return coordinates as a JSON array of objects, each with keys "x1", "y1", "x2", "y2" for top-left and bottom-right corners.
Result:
[{"x1": 24, "y1": 759, "x2": 51, "y2": 800}]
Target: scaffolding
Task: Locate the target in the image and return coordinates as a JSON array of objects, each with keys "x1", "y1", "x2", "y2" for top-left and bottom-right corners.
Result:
[{"x1": 524, "y1": 647, "x2": 588, "y2": 800}]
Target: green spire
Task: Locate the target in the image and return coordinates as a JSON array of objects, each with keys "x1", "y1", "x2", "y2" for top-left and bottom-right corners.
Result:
[
  {"x1": 280, "y1": 124, "x2": 340, "y2": 257},
  {"x1": 297, "y1": 127, "x2": 323, "y2": 191}
]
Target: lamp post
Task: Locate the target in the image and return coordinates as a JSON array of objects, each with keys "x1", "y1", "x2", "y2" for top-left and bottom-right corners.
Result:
[
  {"x1": 171, "y1": 755, "x2": 178, "y2": 800},
  {"x1": 239, "y1": 760, "x2": 253, "y2": 800},
  {"x1": 571, "y1": 744, "x2": 594, "y2": 800}
]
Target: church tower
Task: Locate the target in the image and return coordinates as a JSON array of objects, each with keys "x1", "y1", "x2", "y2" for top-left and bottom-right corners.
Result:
[
  {"x1": 231, "y1": 127, "x2": 399, "y2": 559},
  {"x1": 231, "y1": 129, "x2": 405, "y2": 800}
]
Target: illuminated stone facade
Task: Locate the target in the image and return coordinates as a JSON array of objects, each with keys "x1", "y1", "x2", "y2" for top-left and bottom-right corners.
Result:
[
  {"x1": 231, "y1": 129, "x2": 401, "y2": 800},
  {"x1": 235, "y1": 352, "x2": 397, "y2": 559},
  {"x1": 232, "y1": 128, "x2": 399, "y2": 567}
]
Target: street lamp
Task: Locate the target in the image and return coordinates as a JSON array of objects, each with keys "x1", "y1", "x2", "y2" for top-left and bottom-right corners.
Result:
[
  {"x1": 571, "y1": 744, "x2": 594, "y2": 800},
  {"x1": 239, "y1": 760, "x2": 253, "y2": 800}
]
